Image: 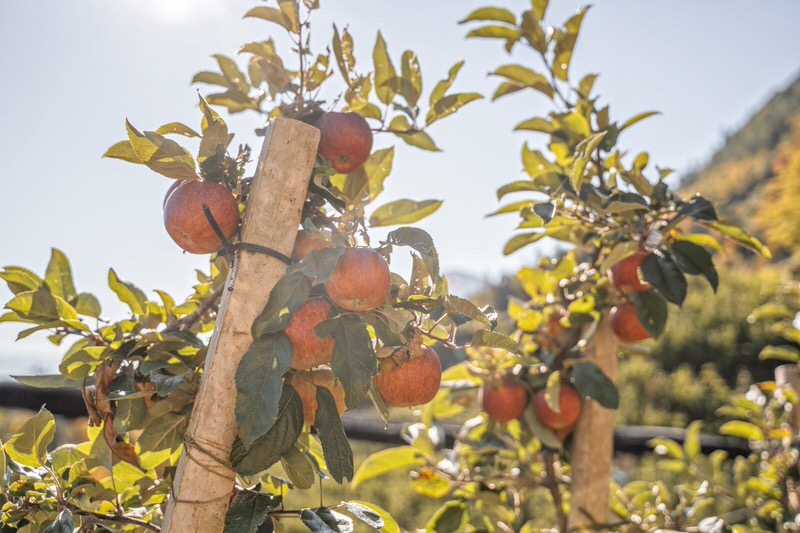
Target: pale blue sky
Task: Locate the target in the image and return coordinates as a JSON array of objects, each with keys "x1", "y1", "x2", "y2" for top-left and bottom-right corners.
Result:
[{"x1": 1, "y1": 0, "x2": 798, "y2": 376}]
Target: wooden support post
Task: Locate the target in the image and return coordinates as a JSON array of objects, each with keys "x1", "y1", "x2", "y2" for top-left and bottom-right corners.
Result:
[
  {"x1": 776, "y1": 364, "x2": 800, "y2": 436},
  {"x1": 162, "y1": 118, "x2": 320, "y2": 533},
  {"x1": 568, "y1": 313, "x2": 619, "y2": 532}
]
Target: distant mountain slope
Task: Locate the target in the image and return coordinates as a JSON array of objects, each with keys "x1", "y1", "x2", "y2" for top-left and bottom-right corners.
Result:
[{"x1": 679, "y1": 73, "x2": 800, "y2": 224}]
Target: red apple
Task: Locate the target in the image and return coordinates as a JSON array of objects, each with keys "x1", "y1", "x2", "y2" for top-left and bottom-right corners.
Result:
[
  {"x1": 374, "y1": 344, "x2": 442, "y2": 408},
  {"x1": 286, "y1": 368, "x2": 346, "y2": 426},
  {"x1": 610, "y1": 301, "x2": 651, "y2": 343},
  {"x1": 291, "y1": 229, "x2": 329, "y2": 262},
  {"x1": 163, "y1": 179, "x2": 186, "y2": 208},
  {"x1": 315, "y1": 112, "x2": 373, "y2": 173},
  {"x1": 324, "y1": 248, "x2": 391, "y2": 311},
  {"x1": 284, "y1": 298, "x2": 335, "y2": 370},
  {"x1": 480, "y1": 374, "x2": 528, "y2": 422},
  {"x1": 532, "y1": 384, "x2": 582, "y2": 431},
  {"x1": 163, "y1": 180, "x2": 239, "y2": 254},
  {"x1": 607, "y1": 248, "x2": 651, "y2": 293}
]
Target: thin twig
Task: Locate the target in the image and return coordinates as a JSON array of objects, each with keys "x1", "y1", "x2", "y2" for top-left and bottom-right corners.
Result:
[
  {"x1": 162, "y1": 284, "x2": 225, "y2": 334},
  {"x1": 544, "y1": 452, "x2": 568, "y2": 532}
]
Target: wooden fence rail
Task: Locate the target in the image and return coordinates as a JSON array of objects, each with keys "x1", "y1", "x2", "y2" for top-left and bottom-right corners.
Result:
[{"x1": 0, "y1": 381, "x2": 750, "y2": 457}]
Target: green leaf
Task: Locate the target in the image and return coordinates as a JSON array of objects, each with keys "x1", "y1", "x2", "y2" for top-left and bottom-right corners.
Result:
[
  {"x1": 388, "y1": 115, "x2": 440, "y2": 151},
  {"x1": 648, "y1": 437, "x2": 685, "y2": 461},
  {"x1": 670, "y1": 241, "x2": 718, "y2": 292},
  {"x1": 577, "y1": 73, "x2": 598, "y2": 97},
  {"x1": 315, "y1": 387, "x2": 354, "y2": 483},
  {"x1": 315, "y1": 314, "x2": 376, "y2": 409},
  {"x1": 44, "y1": 248, "x2": 76, "y2": 302},
  {"x1": 486, "y1": 200, "x2": 534, "y2": 217},
  {"x1": 103, "y1": 140, "x2": 144, "y2": 164},
  {"x1": 470, "y1": 330, "x2": 518, "y2": 353},
  {"x1": 369, "y1": 199, "x2": 442, "y2": 227},
  {"x1": 459, "y1": 7, "x2": 516, "y2": 25},
  {"x1": 701, "y1": 220, "x2": 772, "y2": 259},
  {"x1": 225, "y1": 490, "x2": 281, "y2": 533},
  {"x1": 342, "y1": 501, "x2": 387, "y2": 530},
  {"x1": 281, "y1": 445, "x2": 316, "y2": 489},
  {"x1": 214, "y1": 54, "x2": 250, "y2": 93},
  {"x1": 138, "y1": 411, "x2": 189, "y2": 470},
  {"x1": 243, "y1": 6, "x2": 292, "y2": 32},
  {"x1": 364, "y1": 308, "x2": 412, "y2": 347},
  {"x1": 192, "y1": 71, "x2": 230, "y2": 87},
  {"x1": 352, "y1": 446, "x2": 425, "y2": 489},
  {"x1": 384, "y1": 227, "x2": 439, "y2": 281},
  {"x1": 677, "y1": 195, "x2": 718, "y2": 221},
  {"x1": 108, "y1": 268, "x2": 147, "y2": 316},
  {"x1": 332, "y1": 25, "x2": 355, "y2": 81},
  {"x1": 640, "y1": 253, "x2": 687, "y2": 306},
  {"x1": 156, "y1": 122, "x2": 201, "y2": 138},
  {"x1": 251, "y1": 271, "x2": 312, "y2": 338},
  {"x1": 72, "y1": 292, "x2": 101, "y2": 318},
  {"x1": 426, "y1": 501, "x2": 468, "y2": 533},
  {"x1": 235, "y1": 333, "x2": 293, "y2": 447},
  {"x1": 490, "y1": 64, "x2": 553, "y2": 99},
  {"x1": 719, "y1": 421, "x2": 764, "y2": 441},
  {"x1": 373, "y1": 31, "x2": 398, "y2": 105},
  {"x1": 0, "y1": 266, "x2": 43, "y2": 295},
  {"x1": 399, "y1": 51, "x2": 422, "y2": 107},
  {"x1": 12, "y1": 374, "x2": 83, "y2": 388},
  {"x1": 758, "y1": 345, "x2": 800, "y2": 363},
  {"x1": 674, "y1": 233, "x2": 723, "y2": 252},
  {"x1": 632, "y1": 290, "x2": 668, "y2": 339},
  {"x1": 531, "y1": 0, "x2": 549, "y2": 20},
  {"x1": 6, "y1": 287, "x2": 60, "y2": 321},
  {"x1": 301, "y1": 509, "x2": 351, "y2": 533},
  {"x1": 294, "y1": 247, "x2": 346, "y2": 282},
  {"x1": 43, "y1": 509, "x2": 74, "y2": 533},
  {"x1": 126, "y1": 120, "x2": 198, "y2": 181},
  {"x1": 365, "y1": 147, "x2": 394, "y2": 200},
  {"x1": 466, "y1": 25, "x2": 520, "y2": 40},
  {"x1": 514, "y1": 117, "x2": 556, "y2": 133},
  {"x1": 231, "y1": 384, "x2": 304, "y2": 476},
  {"x1": 570, "y1": 362, "x2": 618, "y2": 409},
  {"x1": 552, "y1": 7, "x2": 589, "y2": 81},
  {"x1": 446, "y1": 295, "x2": 492, "y2": 327},
  {"x1": 684, "y1": 420, "x2": 703, "y2": 460},
  {"x1": 503, "y1": 231, "x2": 550, "y2": 255},
  {"x1": 427, "y1": 93, "x2": 483, "y2": 126},
  {"x1": 4, "y1": 407, "x2": 55, "y2": 467},
  {"x1": 429, "y1": 61, "x2": 464, "y2": 107},
  {"x1": 620, "y1": 111, "x2": 660, "y2": 131}
]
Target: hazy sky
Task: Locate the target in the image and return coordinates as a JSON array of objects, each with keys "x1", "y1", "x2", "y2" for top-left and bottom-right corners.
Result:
[{"x1": 1, "y1": 0, "x2": 799, "y2": 376}]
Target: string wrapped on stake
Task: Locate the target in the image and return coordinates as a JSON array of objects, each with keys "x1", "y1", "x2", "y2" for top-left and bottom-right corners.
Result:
[{"x1": 202, "y1": 203, "x2": 292, "y2": 265}]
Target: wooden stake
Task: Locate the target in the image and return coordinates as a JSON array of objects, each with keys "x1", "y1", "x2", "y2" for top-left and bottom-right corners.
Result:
[
  {"x1": 776, "y1": 364, "x2": 800, "y2": 436},
  {"x1": 162, "y1": 118, "x2": 319, "y2": 533},
  {"x1": 568, "y1": 313, "x2": 618, "y2": 532}
]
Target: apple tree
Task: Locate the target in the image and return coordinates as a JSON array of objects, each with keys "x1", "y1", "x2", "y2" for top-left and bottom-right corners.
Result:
[
  {"x1": 0, "y1": 2, "x2": 490, "y2": 532},
  {"x1": 355, "y1": 3, "x2": 772, "y2": 531}
]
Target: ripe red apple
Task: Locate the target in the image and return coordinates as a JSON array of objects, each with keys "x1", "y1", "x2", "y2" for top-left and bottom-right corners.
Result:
[
  {"x1": 315, "y1": 111, "x2": 373, "y2": 173},
  {"x1": 163, "y1": 180, "x2": 239, "y2": 254},
  {"x1": 163, "y1": 179, "x2": 186, "y2": 208},
  {"x1": 324, "y1": 248, "x2": 391, "y2": 311},
  {"x1": 286, "y1": 368, "x2": 346, "y2": 426},
  {"x1": 291, "y1": 229, "x2": 329, "y2": 262},
  {"x1": 532, "y1": 384, "x2": 582, "y2": 431},
  {"x1": 480, "y1": 374, "x2": 528, "y2": 422},
  {"x1": 284, "y1": 298, "x2": 335, "y2": 370},
  {"x1": 607, "y1": 248, "x2": 651, "y2": 293},
  {"x1": 610, "y1": 301, "x2": 651, "y2": 343},
  {"x1": 374, "y1": 344, "x2": 442, "y2": 408}
]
